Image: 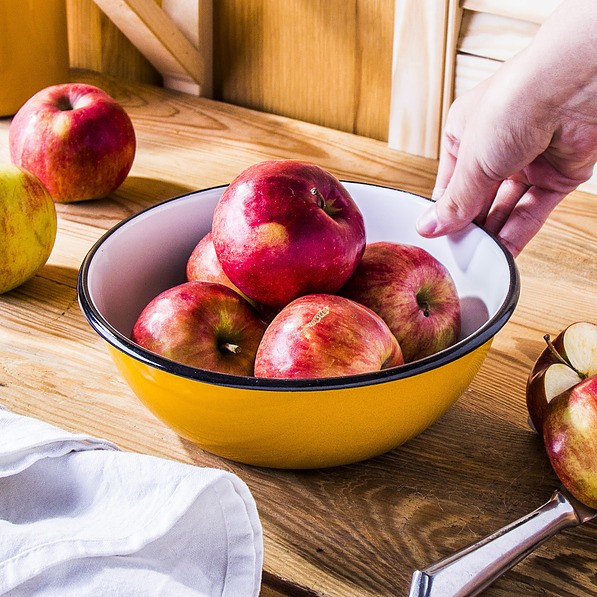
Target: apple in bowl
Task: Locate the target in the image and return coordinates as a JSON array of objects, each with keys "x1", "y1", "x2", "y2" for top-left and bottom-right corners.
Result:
[
  {"x1": 212, "y1": 160, "x2": 366, "y2": 308},
  {"x1": 254, "y1": 294, "x2": 403, "y2": 379},
  {"x1": 340, "y1": 241, "x2": 461, "y2": 362},
  {"x1": 132, "y1": 281, "x2": 267, "y2": 376}
]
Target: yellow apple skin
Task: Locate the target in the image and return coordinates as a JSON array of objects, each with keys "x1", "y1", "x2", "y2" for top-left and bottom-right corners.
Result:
[{"x1": 0, "y1": 164, "x2": 57, "y2": 294}]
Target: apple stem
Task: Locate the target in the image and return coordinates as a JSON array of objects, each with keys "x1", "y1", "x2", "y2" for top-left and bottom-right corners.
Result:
[
  {"x1": 221, "y1": 342, "x2": 241, "y2": 354},
  {"x1": 310, "y1": 187, "x2": 325, "y2": 209},
  {"x1": 543, "y1": 333, "x2": 584, "y2": 376}
]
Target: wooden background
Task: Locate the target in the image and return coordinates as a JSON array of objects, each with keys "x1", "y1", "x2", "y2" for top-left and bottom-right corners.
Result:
[{"x1": 65, "y1": 0, "x2": 594, "y2": 189}]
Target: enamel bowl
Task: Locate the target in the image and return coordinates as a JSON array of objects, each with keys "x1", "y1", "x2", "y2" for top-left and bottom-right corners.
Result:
[{"x1": 78, "y1": 183, "x2": 519, "y2": 469}]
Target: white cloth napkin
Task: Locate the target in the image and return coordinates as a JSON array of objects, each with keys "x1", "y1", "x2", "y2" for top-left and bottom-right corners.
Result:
[{"x1": 0, "y1": 406, "x2": 263, "y2": 596}]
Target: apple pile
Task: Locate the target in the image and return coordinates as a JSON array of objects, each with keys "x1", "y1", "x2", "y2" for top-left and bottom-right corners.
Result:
[
  {"x1": 132, "y1": 160, "x2": 462, "y2": 379},
  {"x1": 526, "y1": 322, "x2": 597, "y2": 509}
]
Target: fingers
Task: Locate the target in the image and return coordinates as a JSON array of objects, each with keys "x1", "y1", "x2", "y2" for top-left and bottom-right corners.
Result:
[
  {"x1": 494, "y1": 186, "x2": 567, "y2": 256},
  {"x1": 431, "y1": 133, "x2": 459, "y2": 201},
  {"x1": 481, "y1": 178, "x2": 530, "y2": 234},
  {"x1": 417, "y1": 149, "x2": 503, "y2": 237}
]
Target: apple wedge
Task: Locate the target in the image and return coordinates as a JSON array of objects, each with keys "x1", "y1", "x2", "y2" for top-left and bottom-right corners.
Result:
[{"x1": 526, "y1": 321, "x2": 597, "y2": 434}]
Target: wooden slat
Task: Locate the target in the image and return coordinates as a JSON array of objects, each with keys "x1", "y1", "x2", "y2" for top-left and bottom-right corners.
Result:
[
  {"x1": 440, "y1": 0, "x2": 463, "y2": 131},
  {"x1": 458, "y1": 10, "x2": 538, "y2": 62},
  {"x1": 161, "y1": 0, "x2": 213, "y2": 96},
  {"x1": 67, "y1": 0, "x2": 161, "y2": 85},
  {"x1": 388, "y1": 0, "x2": 450, "y2": 158},
  {"x1": 461, "y1": 0, "x2": 562, "y2": 24},
  {"x1": 453, "y1": 52, "x2": 501, "y2": 99},
  {"x1": 92, "y1": 0, "x2": 211, "y2": 96}
]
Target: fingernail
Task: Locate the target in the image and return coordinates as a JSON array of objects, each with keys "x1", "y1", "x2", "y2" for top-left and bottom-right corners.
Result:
[{"x1": 416, "y1": 207, "x2": 438, "y2": 236}]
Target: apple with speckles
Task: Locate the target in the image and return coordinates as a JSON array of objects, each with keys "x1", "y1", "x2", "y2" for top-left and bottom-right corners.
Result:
[
  {"x1": 254, "y1": 294, "x2": 403, "y2": 379},
  {"x1": 542, "y1": 374, "x2": 597, "y2": 509},
  {"x1": 9, "y1": 83, "x2": 135, "y2": 203},
  {"x1": 0, "y1": 163, "x2": 56, "y2": 294},
  {"x1": 211, "y1": 160, "x2": 366, "y2": 308},
  {"x1": 340, "y1": 241, "x2": 461, "y2": 362},
  {"x1": 132, "y1": 281, "x2": 268, "y2": 376}
]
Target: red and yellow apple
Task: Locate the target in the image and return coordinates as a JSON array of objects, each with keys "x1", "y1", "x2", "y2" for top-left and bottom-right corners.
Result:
[
  {"x1": 542, "y1": 375, "x2": 597, "y2": 509},
  {"x1": 340, "y1": 241, "x2": 461, "y2": 362},
  {"x1": 211, "y1": 160, "x2": 366, "y2": 308},
  {"x1": 186, "y1": 231, "x2": 253, "y2": 302},
  {"x1": 526, "y1": 321, "x2": 597, "y2": 434},
  {"x1": 9, "y1": 83, "x2": 136, "y2": 203},
  {"x1": 132, "y1": 281, "x2": 267, "y2": 376},
  {"x1": 254, "y1": 294, "x2": 403, "y2": 379},
  {"x1": 0, "y1": 163, "x2": 56, "y2": 294}
]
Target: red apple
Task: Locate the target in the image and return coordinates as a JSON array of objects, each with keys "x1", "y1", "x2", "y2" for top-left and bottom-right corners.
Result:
[
  {"x1": 526, "y1": 322, "x2": 597, "y2": 434},
  {"x1": 0, "y1": 163, "x2": 56, "y2": 294},
  {"x1": 339, "y1": 241, "x2": 461, "y2": 362},
  {"x1": 132, "y1": 281, "x2": 267, "y2": 376},
  {"x1": 211, "y1": 160, "x2": 366, "y2": 308},
  {"x1": 254, "y1": 294, "x2": 404, "y2": 379},
  {"x1": 542, "y1": 375, "x2": 597, "y2": 510},
  {"x1": 9, "y1": 83, "x2": 136, "y2": 203},
  {"x1": 186, "y1": 231, "x2": 252, "y2": 301}
]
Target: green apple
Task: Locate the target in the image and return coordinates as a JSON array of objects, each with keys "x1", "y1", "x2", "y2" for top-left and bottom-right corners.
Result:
[{"x1": 0, "y1": 164, "x2": 57, "y2": 294}]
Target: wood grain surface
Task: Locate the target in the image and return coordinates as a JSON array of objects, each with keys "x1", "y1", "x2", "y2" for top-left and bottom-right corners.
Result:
[{"x1": 0, "y1": 71, "x2": 596, "y2": 596}]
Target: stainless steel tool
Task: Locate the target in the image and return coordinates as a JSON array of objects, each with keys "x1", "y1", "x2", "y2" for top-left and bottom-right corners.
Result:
[{"x1": 409, "y1": 487, "x2": 596, "y2": 597}]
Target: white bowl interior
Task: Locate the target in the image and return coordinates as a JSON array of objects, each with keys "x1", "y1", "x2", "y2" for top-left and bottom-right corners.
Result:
[{"x1": 86, "y1": 184, "x2": 512, "y2": 344}]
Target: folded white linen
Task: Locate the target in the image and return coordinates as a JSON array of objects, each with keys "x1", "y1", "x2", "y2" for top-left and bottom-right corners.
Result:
[{"x1": 0, "y1": 406, "x2": 263, "y2": 596}]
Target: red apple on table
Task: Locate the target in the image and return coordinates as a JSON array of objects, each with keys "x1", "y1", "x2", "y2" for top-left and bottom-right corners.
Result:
[
  {"x1": 339, "y1": 241, "x2": 461, "y2": 362},
  {"x1": 211, "y1": 160, "x2": 366, "y2": 308},
  {"x1": 542, "y1": 375, "x2": 597, "y2": 510},
  {"x1": 0, "y1": 163, "x2": 57, "y2": 294},
  {"x1": 254, "y1": 294, "x2": 404, "y2": 379},
  {"x1": 9, "y1": 83, "x2": 136, "y2": 203},
  {"x1": 132, "y1": 281, "x2": 267, "y2": 376},
  {"x1": 526, "y1": 322, "x2": 597, "y2": 434}
]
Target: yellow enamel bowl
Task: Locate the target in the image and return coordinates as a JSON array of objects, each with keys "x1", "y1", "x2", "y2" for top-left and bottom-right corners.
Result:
[{"x1": 78, "y1": 183, "x2": 519, "y2": 469}]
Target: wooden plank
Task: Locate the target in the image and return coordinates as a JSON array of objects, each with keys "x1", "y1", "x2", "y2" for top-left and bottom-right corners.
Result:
[
  {"x1": 462, "y1": 0, "x2": 562, "y2": 24},
  {"x1": 213, "y1": 0, "x2": 394, "y2": 141},
  {"x1": 67, "y1": 0, "x2": 161, "y2": 85},
  {"x1": 453, "y1": 52, "x2": 501, "y2": 99},
  {"x1": 458, "y1": 10, "x2": 539, "y2": 62},
  {"x1": 388, "y1": 0, "x2": 450, "y2": 158},
  {"x1": 92, "y1": 0, "x2": 211, "y2": 96},
  {"x1": 440, "y1": 0, "x2": 463, "y2": 130},
  {"x1": 161, "y1": 0, "x2": 213, "y2": 96}
]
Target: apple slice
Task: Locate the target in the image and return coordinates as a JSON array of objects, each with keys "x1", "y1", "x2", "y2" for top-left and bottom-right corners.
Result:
[{"x1": 526, "y1": 321, "x2": 597, "y2": 434}]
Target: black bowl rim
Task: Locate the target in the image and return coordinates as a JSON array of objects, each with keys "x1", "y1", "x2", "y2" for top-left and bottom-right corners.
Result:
[{"x1": 77, "y1": 182, "x2": 520, "y2": 392}]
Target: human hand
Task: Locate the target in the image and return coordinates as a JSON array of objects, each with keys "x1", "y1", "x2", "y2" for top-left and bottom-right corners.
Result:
[{"x1": 416, "y1": 0, "x2": 597, "y2": 256}]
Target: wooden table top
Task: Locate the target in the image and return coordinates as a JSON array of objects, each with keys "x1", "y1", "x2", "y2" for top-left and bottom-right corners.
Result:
[{"x1": 1, "y1": 71, "x2": 595, "y2": 597}]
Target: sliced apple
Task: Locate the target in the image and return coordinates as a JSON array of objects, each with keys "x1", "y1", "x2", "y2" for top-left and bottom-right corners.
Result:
[{"x1": 526, "y1": 321, "x2": 597, "y2": 434}]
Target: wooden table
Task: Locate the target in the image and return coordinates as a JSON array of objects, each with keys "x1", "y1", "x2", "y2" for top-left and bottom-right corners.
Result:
[{"x1": 1, "y1": 71, "x2": 595, "y2": 597}]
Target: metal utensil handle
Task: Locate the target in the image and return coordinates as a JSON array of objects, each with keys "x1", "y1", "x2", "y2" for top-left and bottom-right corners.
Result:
[{"x1": 408, "y1": 489, "x2": 582, "y2": 597}]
